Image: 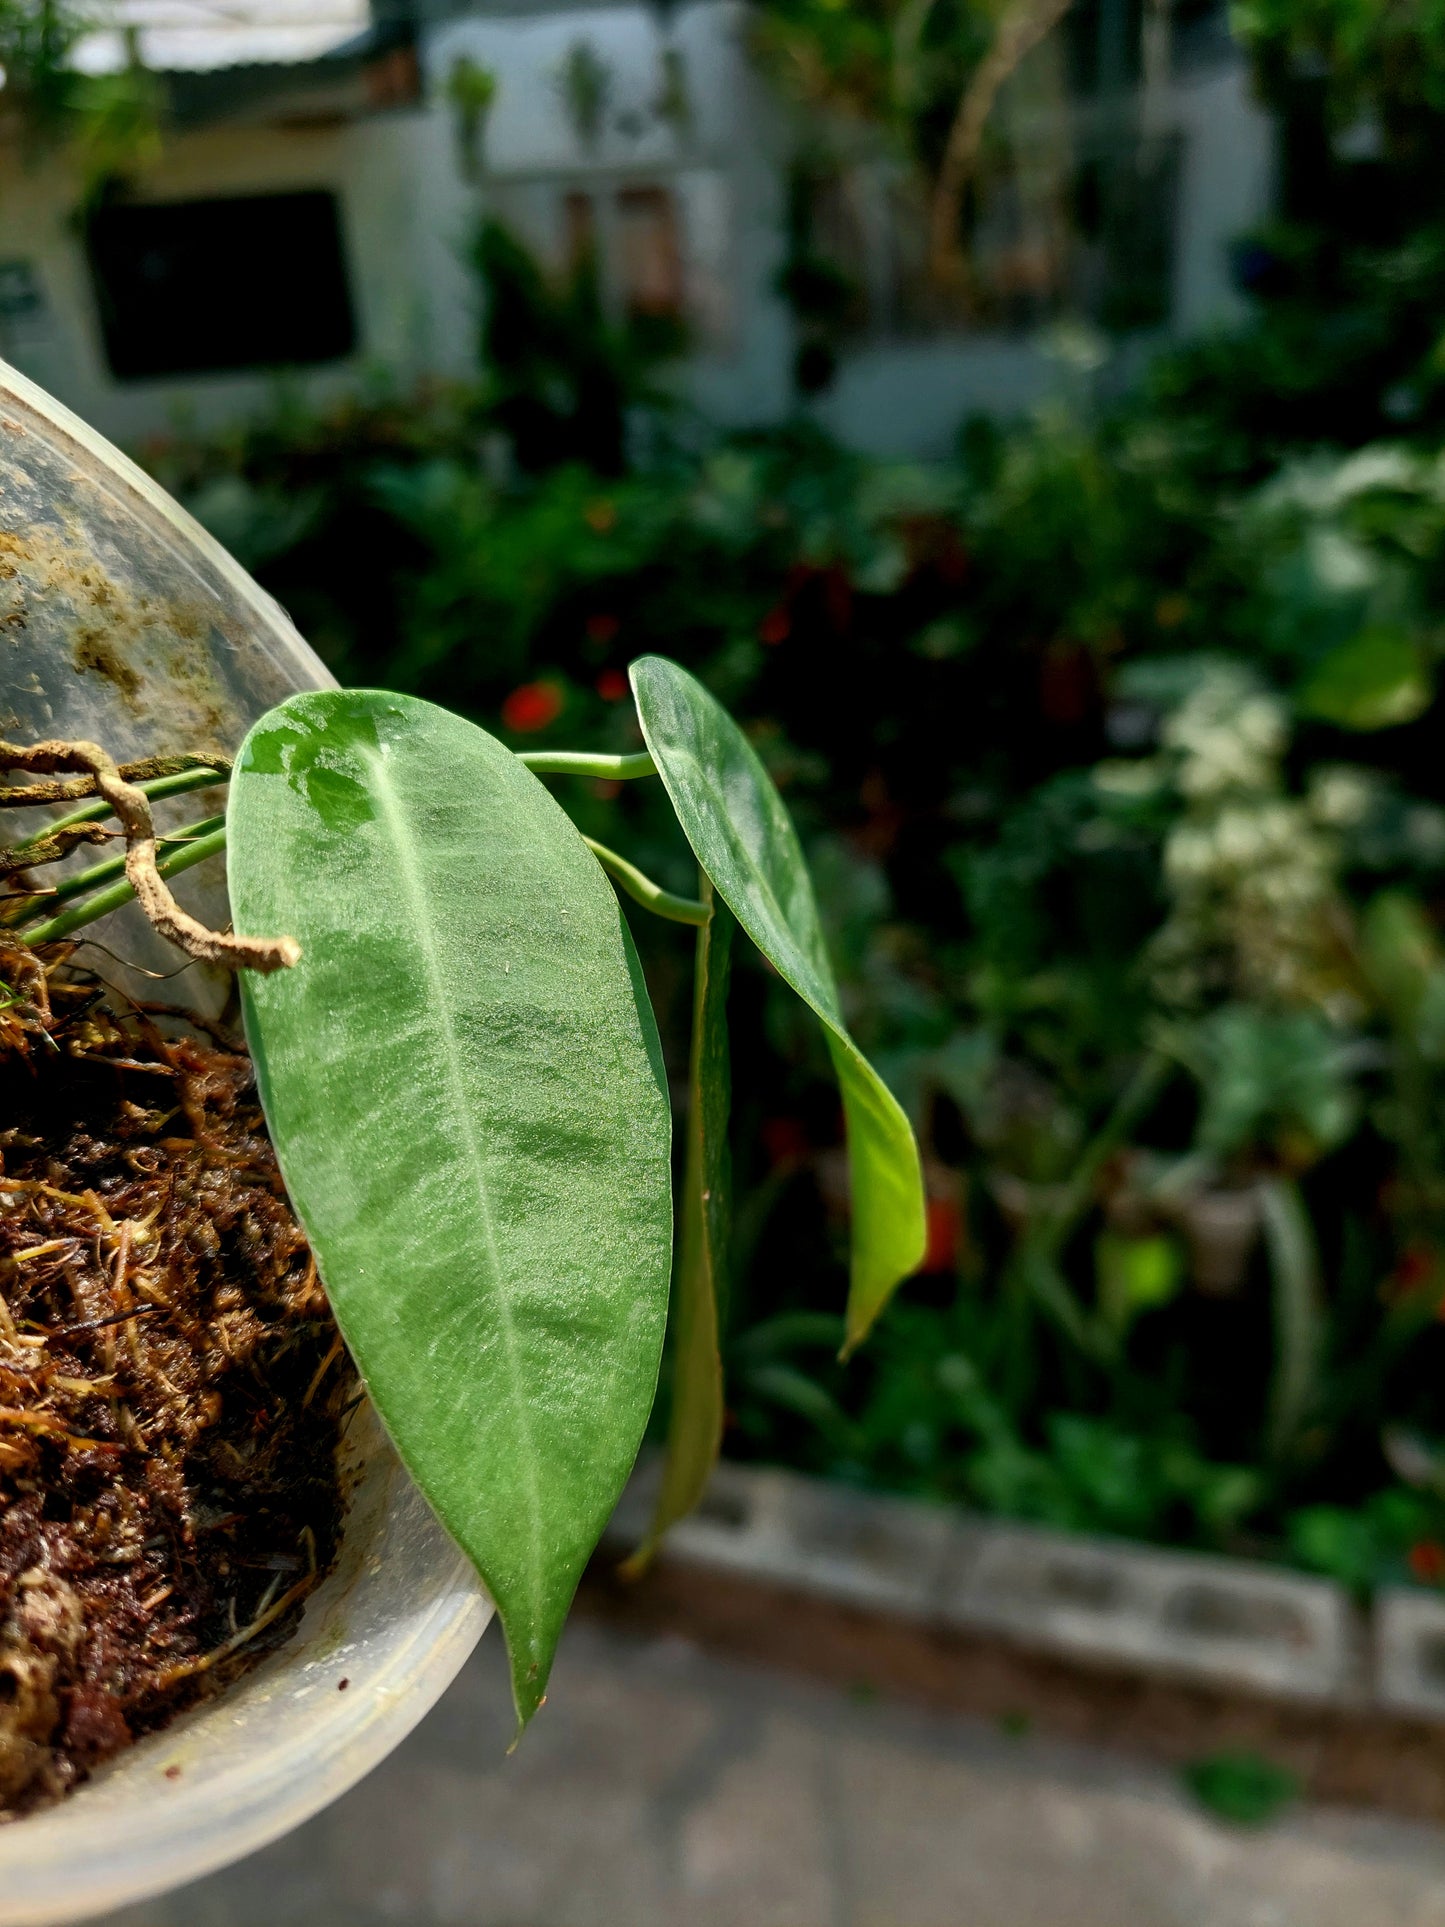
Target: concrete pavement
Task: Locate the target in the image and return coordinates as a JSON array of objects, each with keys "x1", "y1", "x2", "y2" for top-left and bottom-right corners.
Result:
[{"x1": 98, "y1": 1615, "x2": 1445, "y2": 1927}]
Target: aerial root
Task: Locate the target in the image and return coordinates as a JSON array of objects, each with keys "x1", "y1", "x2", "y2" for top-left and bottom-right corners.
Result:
[{"x1": 0, "y1": 739, "x2": 298, "y2": 973}]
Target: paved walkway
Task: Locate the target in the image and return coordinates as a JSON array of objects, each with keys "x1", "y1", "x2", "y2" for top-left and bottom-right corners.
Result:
[{"x1": 102, "y1": 1616, "x2": 1445, "y2": 1927}]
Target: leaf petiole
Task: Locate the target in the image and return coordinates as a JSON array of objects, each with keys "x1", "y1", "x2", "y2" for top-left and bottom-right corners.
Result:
[
  {"x1": 3, "y1": 763, "x2": 228, "y2": 834},
  {"x1": 520, "y1": 750, "x2": 656, "y2": 780},
  {"x1": 12, "y1": 815, "x2": 227, "y2": 926},
  {"x1": 23, "y1": 827, "x2": 229, "y2": 948},
  {"x1": 583, "y1": 838, "x2": 710, "y2": 926},
  {"x1": 0, "y1": 767, "x2": 230, "y2": 891}
]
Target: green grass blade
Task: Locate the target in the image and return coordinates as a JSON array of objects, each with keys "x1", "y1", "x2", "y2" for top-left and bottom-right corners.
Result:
[
  {"x1": 228, "y1": 690, "x2": 673, "y2": 1727},
  {"x1": 626, "y1": 880, "x2": 734, "y2": 1570},
  {"x1": 629, "y1": 655, "x2": 925, "y2": 1352}
]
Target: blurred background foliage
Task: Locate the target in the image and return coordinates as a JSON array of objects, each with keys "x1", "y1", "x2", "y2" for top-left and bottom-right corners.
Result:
[
  {"x1": 0, "y1": 0, "x2": 163, "y2": 199},
  {"x1": 134, "y1": 0, "x2": 1445, "y2": 1596}
]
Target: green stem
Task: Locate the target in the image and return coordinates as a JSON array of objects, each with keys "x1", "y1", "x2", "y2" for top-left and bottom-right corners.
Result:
[
  {"x1": 624, "y1": 877, "x2": 734, "y2": 1573},
  {"x1": 1038, "y1": 1051, "x2": 1174, "y2": 1263},
  {"x1": 1, "y1": 770, "x2": 231, "y2": 908},
  {"x1": 23, "y1": 828, "x2": 228, "y2": 948},
  {"x1": 10, "y1": 766, "x2": 228, "y2": 848},
  {"x1": 1006, "y1": 1051, "x2": 1175, "y2": 1372},
  {"x1": 520, "y1": 751, "x2": 656, "y2": 780},
  {"x1": 13, "y1": 814, "x2": 227, "y2": 925},
  {"x1": 583, "y1": 838, "x2": 710, "y2": 926}
]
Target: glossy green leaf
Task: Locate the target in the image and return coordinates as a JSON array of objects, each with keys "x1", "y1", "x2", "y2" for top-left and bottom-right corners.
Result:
[
  {"x1": 629, "y1": 655, "x2": 925, "y2": 1351},
  {"x1": 626, "y1": 878, "x2": 733, "y2": 1572},
  {"x1": 227, "y1": 689, "x2": 672, "y2": 1726}
]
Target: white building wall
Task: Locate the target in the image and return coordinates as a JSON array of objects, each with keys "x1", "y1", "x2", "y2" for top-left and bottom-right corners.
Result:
[
  {"x1": 0, "y1": 108, "x2": 442, "y2": 444},
  {"x1": 807, "y1": 58, "x2": 1274, "y2": 459},
  {"x1": 0, "y1": 2, "x2": 1275, "y2": 458},
  {"x1": 1171, "y1": 58, "x2": 1275, "y2": 334},
  {"x1": 421, "y1": 0, "x2": 795, "y2": 425}
]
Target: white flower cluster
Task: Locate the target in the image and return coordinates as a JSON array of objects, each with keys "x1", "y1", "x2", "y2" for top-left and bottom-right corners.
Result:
[
  {"x1": 1163, "y1": 671, "x2": 1286, "y2": 798},
  {"x1": 1144, "y1": 668, "x2": 1352, "y2": 1011}
]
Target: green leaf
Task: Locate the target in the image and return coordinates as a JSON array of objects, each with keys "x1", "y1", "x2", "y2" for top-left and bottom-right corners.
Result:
[
  {"x1": 1297, "y1": 628, "x2": 1433, "y2": 731},
  {"x1": 625, "y1": 877, "x2": 733, "y2": 1572},
  {"x1": 1182, "y1": 1751, "x2": 1299, "y2": 1828},
  {"x1": 629, "y1": 655, "x2": 926, "y2": 1352},
  {"x1": 1360, "y1": 889, "x2": 1440, "y2": 1024},
  {"x1": 1095, "y1": 1231, "x2": 1183, "y2": 1335},
  {"x1": 1260, "y1": 1175, "x2": 1324, "y2": 1464},
  {"x1": 227, "y1": 689, "x2": 673, "y2": 1727}
]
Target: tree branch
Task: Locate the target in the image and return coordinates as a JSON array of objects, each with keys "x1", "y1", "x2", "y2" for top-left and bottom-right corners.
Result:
[{"x1": 927, "y1": 0, "x2": 1075, "y2": 296}]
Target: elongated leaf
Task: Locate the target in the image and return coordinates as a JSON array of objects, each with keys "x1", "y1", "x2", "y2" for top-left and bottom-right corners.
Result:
[
  {"x1": 1260, "y1": 1175, "x2": 1324, "y2": 1464},
  {"x1": 626, "y1": 877, "x2": 733, "y2": 1571},
  {"x1": 630, "y1": 655, "x2": 925, "y2": 1351},
  {"x1": 228, "y1": 690, "x2": 672, "y2": 1725}
]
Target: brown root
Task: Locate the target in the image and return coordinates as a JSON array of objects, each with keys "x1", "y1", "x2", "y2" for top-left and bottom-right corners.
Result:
[
  {"x1": 0, "y1": 740, "x2": 298, "y2": 975},
  {"x1": 0, "y1": 751, "x2": 231, "y2": 810}
]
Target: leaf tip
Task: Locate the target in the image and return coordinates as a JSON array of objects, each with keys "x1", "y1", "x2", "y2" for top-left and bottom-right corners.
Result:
[
  {"x1": 507, "y1": 1650, "x2": 551, "y2": 1739},
  {"x1": 837, "y1": 1322, "x2": 867, "y2": 1365},
  {"x1": 616, "y1": 1541, "x2": 655, "y2": 1583}
]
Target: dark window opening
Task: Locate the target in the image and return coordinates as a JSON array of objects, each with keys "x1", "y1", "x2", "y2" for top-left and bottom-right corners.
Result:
[{"x1": 87, "y1": 190, "x2": 356, "y2": 382}]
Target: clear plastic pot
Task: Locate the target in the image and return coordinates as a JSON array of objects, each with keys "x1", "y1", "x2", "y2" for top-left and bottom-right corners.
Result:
[{"x1": 0, "y1": 361, "x2": 492, "y2": 1925}]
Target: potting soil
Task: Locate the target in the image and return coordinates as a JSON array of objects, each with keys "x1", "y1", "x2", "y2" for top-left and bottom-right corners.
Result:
[{"x1": 0, "y1": 984, "x2": 349, "y2": 1817}]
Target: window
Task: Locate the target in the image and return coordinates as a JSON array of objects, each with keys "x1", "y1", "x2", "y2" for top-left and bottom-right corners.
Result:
[
  {"x1": 615, "y1": 187, "x2": 683, "y2": 322},
  {"x1": 87, "y1": 191, "x2": 356, "y2": 382}
]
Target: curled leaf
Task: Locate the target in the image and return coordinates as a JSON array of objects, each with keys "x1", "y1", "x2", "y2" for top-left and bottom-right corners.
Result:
[
  {"x1": 626, "y1": 879, "x2": 733, "y2": 1571},
  {"x1": 630, "y1": 655, "x2": 925, "y2": 1351}
]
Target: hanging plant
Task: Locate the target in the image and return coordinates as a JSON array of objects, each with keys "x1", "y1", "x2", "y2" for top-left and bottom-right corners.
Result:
[
  {"x1": 446, "y1": 54, "x2": 499, "y2": 181},
  {"x1": 555, "y1": 39, "x2": 614, "y2": 152}
]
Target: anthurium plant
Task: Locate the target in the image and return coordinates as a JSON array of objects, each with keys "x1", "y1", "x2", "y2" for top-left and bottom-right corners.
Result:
[{"x1": 2, "y1": 656, "x2": 925, "y2": 1729}]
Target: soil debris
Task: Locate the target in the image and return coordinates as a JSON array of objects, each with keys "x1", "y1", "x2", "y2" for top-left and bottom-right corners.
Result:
[{"x1": 0, "y1": 979, "x2": 350, "y2": 1817}]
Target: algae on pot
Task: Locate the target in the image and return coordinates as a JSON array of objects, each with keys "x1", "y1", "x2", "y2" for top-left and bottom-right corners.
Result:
[{"x1": 0, "y1": 656, "x2": 926, "y2": 1801}]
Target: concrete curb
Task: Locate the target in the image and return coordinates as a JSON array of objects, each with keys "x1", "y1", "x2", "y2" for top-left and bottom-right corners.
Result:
[
  {"x1": 611, "y1": 1460, "x2": 1445, "y2": 1719},
  {"x1": 1375, "y1": 1588, "x2": 1445, "y2": 1717}
]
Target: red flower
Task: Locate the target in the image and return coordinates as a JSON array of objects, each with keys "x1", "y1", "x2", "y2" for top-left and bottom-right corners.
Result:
[
  {"x1": 1410, "y1": 1540, "x2": 1445, "y2": 1585},
  {"x1": 595, "y1": 668, "x2": 629, "y2": 702},
  {"x1": 919, "y1": 1194, "x2": 962, "y2": 1274},
  {"x1": 1398, "y1": 1246, "x2": 1436, "y2": 1290},
  {"x1": 586, "y1": 613, "x2": 621, "y2": 645},
  {"x1": 501, "y1": 680, "x2": 564, "y2": 733},
  {"x1": 758, "y1": 606, "x2": 791, "y2": 646},
  {"x1": 1383, "y1": 1245, "x2": 1439, "y2": 1306},
  {"x1": 761, "y1": 1116, "x2": 810, "y2": 1168}
]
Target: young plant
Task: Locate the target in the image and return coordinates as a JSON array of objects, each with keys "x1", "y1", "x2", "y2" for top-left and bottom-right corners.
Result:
[{"x1": 3, "y1": 657, "x2": 926, "y2": 1731}]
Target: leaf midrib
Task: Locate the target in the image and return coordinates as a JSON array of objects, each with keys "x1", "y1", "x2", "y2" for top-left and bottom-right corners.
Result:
[{"x1": 361, "y1": 742, "x2": 545, "y2": 1630}]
